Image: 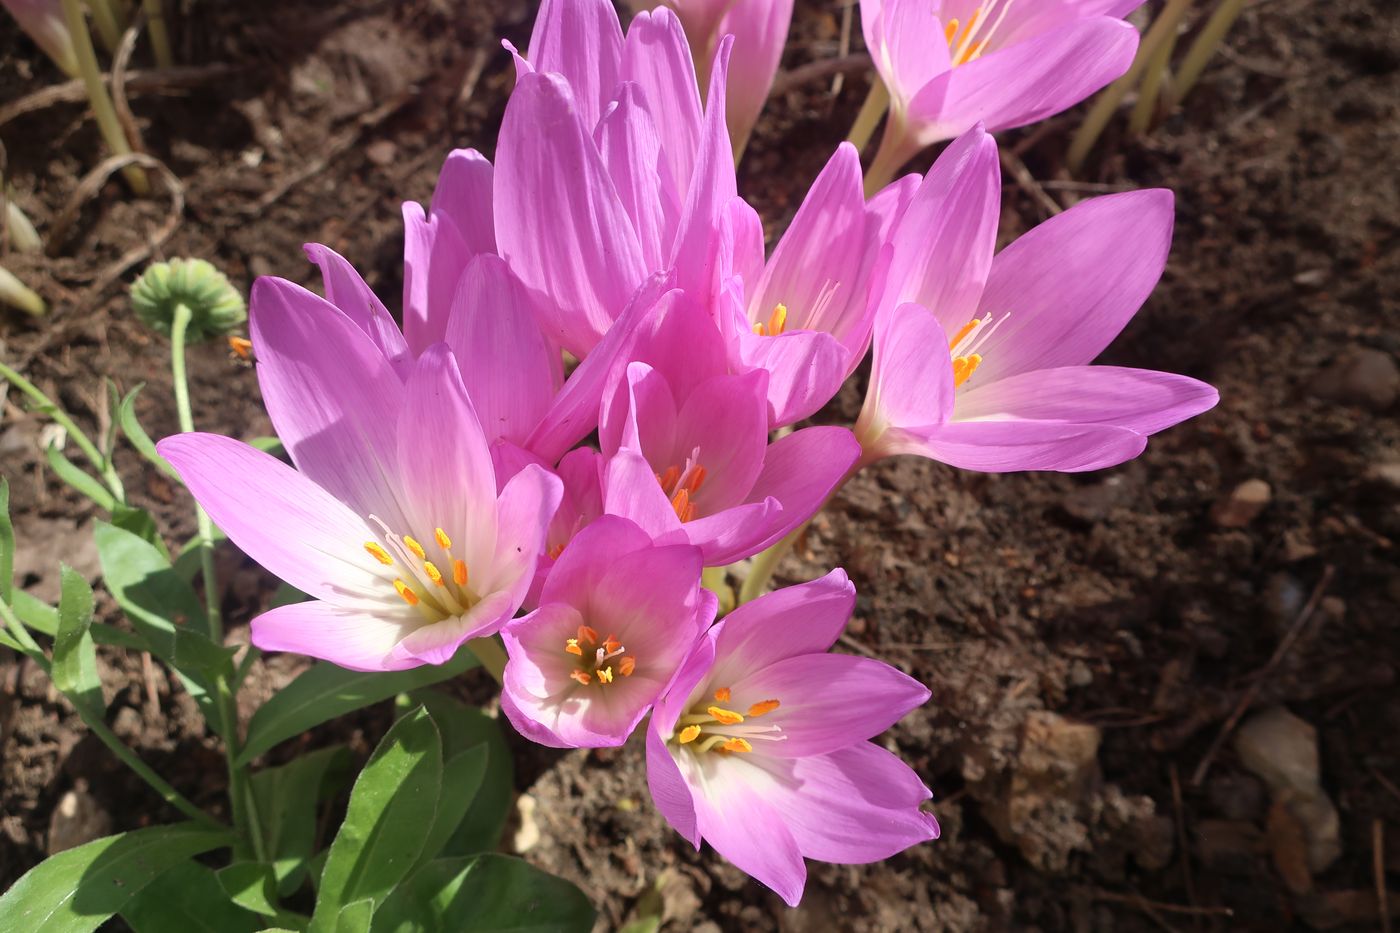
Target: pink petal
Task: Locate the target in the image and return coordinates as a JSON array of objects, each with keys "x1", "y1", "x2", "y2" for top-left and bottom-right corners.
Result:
[
  {"x1": 248, "y1": 277, "x2": 406, "y2": 521},
  {"x1": 717, "y1": 0, "x2": 793, "y2": 154},
  {"x1": 157, "y1": 433, "x2": 381, "y2": 606},
  {"x1": 621, "y1": 7, "x2": 703, "y2": 206},
  {"x1": 671, "y1": 371, "x2": 770, "y2": 513},
  {"x1": 862, "y1": 0, "x2": 951, "y2": 110},
  {"x1": 734, "y1": 325, "x2": 848, "y2": 428},
  {"x1": 302, "y1": 243, "x2": 411, "y2": 378},
  {"x1": 747, "y1": 426, "x2": 860, "y2": 542},
  {"x1": 913, "y1": 419, "x2": 1148, "y2": 472},
  {"x1": 748, "y1": 743, "x2": 939, "y2": 863},
  {"x1": 390, "y1": 590, "x2": 517, "y2": 667},
  {"x1": 429, "y1": 149, "x2": 496, "y2": 257},
  {"x1": 735, "y1": 653, "x2": 930, "y2": 758},
  {"x1": 595, "y1": 85, "x2": 670, "y2": 271},
  {"x1": 974, "y1": 189, "x2": 1175, "y2": 382},
  {"x1": 707, "y1": 568, "x2": 856, "y2": 687},
  {"x1": 908, "y1": 17, "x2": 1138, "y2": 142},
  {"x1": 402, "y1": 200, "x2": 470, "y2": 355},
  {"x1": 526, "y1": 0, "x2": 624, "y2": 132},
  {"x1": 601, "y1": 447, "x2": 686, "y2": 543},
  {"x1": 444, "y1": 254, "x2": 562, "y2": 447},
  {"x1": 857, "y1": 303, "x2": 956, "y2": 456},
  {"x1": 880, "y1": 125, "x2": 1001, "y2": 337},
  {"x1": 690, "y1": 757, "x2": 807, "y2": 906},
  {"x1": 718, "y1": 197, "x2": 765, "y2": 301},
  {"x1": 646, "y1": 727, "x2": 701, "y2": 847},
  {"x1": 250, "y1": 601, "x2": 420, "y2": 673},
  {"x1": 599, "y1": 361, "x2": 679, "y2": 464},
  {"x1": 623, "y1": 288, "x2": 731, "y2": 405},
  {"x1": 956, "y1": 365, "x2": 1219, "y2": 435},
  {"x1": 679, "y1": 500, "x2": 783, "y2": 566},
  {"x1": 485, "y1": 463, "x2": 564, "y2": 617},
  {"x1": 495, "y1": 72, "x2": 648, "y2": 357}
]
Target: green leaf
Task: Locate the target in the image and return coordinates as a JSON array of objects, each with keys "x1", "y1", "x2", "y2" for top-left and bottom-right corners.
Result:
[
  {"x1": 45, "y1": 444, "x2": 115, "y2": 511},
  {"x1": 334, "y1": 901, "x2": 373, "y2": 933},
  {"x1": 122, "y1": 860, "x2": 259, "y2": 933},
  {"x1": 269, "y1": 581, "x2": 309, "y2": 609},
  {"x1": 216, "y1": 861, "x2": 280, "y2": 917},
  {"x1": 0, "y1": 477, "x2": 14, "y2": 603},
  {"x1": 249, "y1": 745, "x2": 352, "y2": 895},
  {"x1": 13, "y1": 587, "x2": 146, "y2": 651},
  {"x1": 0, "y1": 823, "x2": 233, "y2": 933},
  {"x1": 117, "y1": 385, "x2": 180, "y2": 480},
  {"x1": 371, "y1": 856, "x2": 595, "y2": 933},
  {"x1": 52, "y1": 566, "x2": 103, "y2": 716},
  {"x1": 249, "y1": 436, "x2": 286, "y2": 459},
  {"x1": 412, "y1": 744, "x2": 488, "y2": 870},
  {"x1": 95, "y1": 520, "x2": 207, "y2": 652},
  {"x1": 112, "y1": 503, "x2": 170, "y2": 557},
  {"x1": 310, "y1": 708, "x2": 443, "y2": 930},
  {"x1": 404, "y1": 689, "x2": 512, "y2": 856},
  {"x1": 236, "y1": 649, "x2": 479, "y2": 768}
]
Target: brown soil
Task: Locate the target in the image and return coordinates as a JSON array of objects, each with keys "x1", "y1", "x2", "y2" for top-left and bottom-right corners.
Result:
[{"x1": 2, "y1": 0, "x2": 1398, "y2": 930}]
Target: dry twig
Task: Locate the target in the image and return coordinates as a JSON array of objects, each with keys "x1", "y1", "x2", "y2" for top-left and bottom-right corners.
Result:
[
  {"x1": 0, "y1": 64, "x2": 243, "y2": 128},
  {"x1": 1190, "y1": 564, "x2": 1336, "y2": 787},
  {"x1": 111, "y1": 13, "x2": 148, "y2": 156},
  {"x1": 769, "y1": 54, "x2": 872, "y2": 98},
  {"x1": 999, "y1": 148, "x2": 1063, "y2": 218},
  {"x1": 1168, "y1": 764, "x2": 1200, "y2": 923}
]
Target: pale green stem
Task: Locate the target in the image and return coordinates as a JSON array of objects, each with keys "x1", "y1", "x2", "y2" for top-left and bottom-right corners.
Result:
[
  {"x1": 60, "y1": 0, "x2": 149, "y2": 195},
  {"x1": 6, "y1": 199, "x2": 43, "y2": 253},
  {"x1": 1168, "y1": 0, "x2": 1248, "y2": 110},
  {"x1": 169, "y1": 304, "x2": 220, "y2": 643},
  {"x1": 0, "y1": 358, "x2": 125, "y2": 500},
  {"x1": 862, "y1": 109, "x2": 909, "y2": 198},
  {"x1": 737, "y1": 521, "x2": 808, "y2": 605},
  {"x1": 701, "y1": 566, "x2": 735, "y2": 616},
  {"x1": 468, "y1": 635, "x2": 508, "y2": 685},
  {"x1": 1066, "y1": 0, "x2": 1195, "y2": 172},
  {"x1": 846, "y1": 77, "x2": 890, "y2": 153},
  {"x1": 0, "y1": 267, "x2": 45, "y2": 316},
  {"x1": 142, "y1": 0, "x2": 174, "y2": 68},
  {"x1": 0, "y1": 595, "x2": 223, "y2": 829},
  {"x1": 86, "y1": 0, "x2": 124, "y2": 54},
  {"x1": 1129, "y1": 4, "x2": 1190, "y2": 135}
]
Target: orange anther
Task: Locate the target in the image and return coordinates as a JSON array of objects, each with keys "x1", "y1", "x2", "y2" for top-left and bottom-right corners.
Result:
[
  {"x1": 944, "y1": 18, "x2": 960, "y2": 43},
  {"x1": 719, "y1": 738, "x2": 753, "y2": 753},
  {"x1": 707, "y1": 706, "x2": 744, "y2": 725},
  {"x1": 364, "y1": 542, "x2": 393, "y2": 565},
  {"x1": 670, "y1": 487, "x2": 691, "y2": 521},
  {"x1": 547, "y1": 543, "x2": 566, "y2": 560},
  {"x1": 403, "y1": 536, "x2": 426, "y2": 560},
  {"x1": 570, "y1": 670, "x2": 592, "y2": 686},
  {"x1": 565, "y1": 639, "x2": 583, "y2": 656},
  {"x1": 393, "y1": 579, "x2": 419, "y2": 606},
  {"x1": 453, "y1": 559, "x2": 468, "y2": 586},
  {"x1": 948, "y1": 317, "x2": 980, "y2": 350},
  {"x1": 578, "y1": 625, "x2": 599, "y2": 645},
  {"x1": 228, "y1": 336, "x2": 253, "y2": 360},
  {"x1": 434, "y1": 527, "x2": 453, "y2": 550},
  {"x1": 659, "y1": 465, "x2": 681, "y2": 493},
  {"x1": 678, "y1": 725, "x2": 702, "y2": 744},
  {"x1": 687, "y1": 466, "x2": 707, "y2": 494},
  {"x1": 747, "y1": 699, "x2": 781, "y2": 717},
  {"x1": 618, "y1": 657, "x2": 636, "y2": 677},
  {"x1": 423, "y1": 561, "x2": 445, "y2": 586},
  {"x1": 713, "y1": 687, "x2": 732, "y2": 703}
]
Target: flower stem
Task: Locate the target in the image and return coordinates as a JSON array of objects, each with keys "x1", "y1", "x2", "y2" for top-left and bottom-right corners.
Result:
[
  {"x1": 59, "y1": 0, "x2": 149, "y2": 195},
  {"x1": 468, "y1": 635, "x2": 508, "y2": 685},
  {"x1": 142, "y1": 0, "x2": 175, "y2": 69},
  {"x1": 86, "y1": 0, "x2": 124, "y2": 54},
  {"x1": 846, "y1": 77, "x2": 890, "y2": 153},
  {"x1": 0, "y1": 358, "x2": 125, "y2": 501},
  {"x1": 862, "y1": 110, "x2": 908, "y2": 198},
  {"x1": 0, "y1": 595, "x2": 223, "y2": 829},
  {"x1": 1168, "y1": 0, "x2": 1247, "y2": 110},
  {"x1": 737, "y1": 522, "x2": 807, "y2": 605}
]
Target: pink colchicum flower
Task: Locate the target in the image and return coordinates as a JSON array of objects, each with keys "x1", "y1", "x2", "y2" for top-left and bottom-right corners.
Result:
[
  {"x1": 647, "y1": 570, "x2": 939, "y2": 906},
  {"x1": 157, "y1": 279, "x2": 560, "y2": 672},
  {"x1": 630, "y1": 0, "x2": 794, "y2": 157},
  {"x1": 599, "y1": 292, "x2": 860, "y2": 565},
  {"x1": 3, "y1": 0, "x2": 77, "y2": 77},
  {"x1": 856, "y1": 125, "x2": 1218, "y2": 473},
  {"x1": 498, "y1": 0, "x2": 738, "y2": 357},
  {"x1": 500, "y1": 517, "x2": 714, "y2": 748},
  {"x1": 861, "y1": 0, "x2": 1142, "y2": 188}
]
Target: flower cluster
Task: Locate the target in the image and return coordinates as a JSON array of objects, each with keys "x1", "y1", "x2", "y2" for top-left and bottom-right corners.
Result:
[{"x1": 155, "y1": 0, "x2": 1216, "y2": 906}]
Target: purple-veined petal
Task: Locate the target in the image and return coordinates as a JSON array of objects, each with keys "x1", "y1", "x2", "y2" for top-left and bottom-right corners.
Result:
[
  {"x1": 157, "y1": 433, "x2": 382, "y2": 606},
  {"x1": 429, "y1": 149, "x2": 496, "y2": 257},
  {"x1": 302, "y1": 243, "x2": 411, "y2": 378},
  {"x1": 249, "y1": 276, "x2": 407, "y2": 521},
  {"x1": 734, "y1": 326, "x2": 848, "y2": 428},
  {"x1": 706, "y1": 569, "x2": 855, "y2": 688},
  {"x1": 975, "y1": 189, "x2": 1174, "y2": 382},
  {"x1": 495, "y1": 72, "x2": 648, "y2": 357},
  {"x1": 526, "y1": 0, "x2": 624, "y2": 132},
  {"x1": 596, "y1": 85, "x2": 670, "y2": 271},
  {"x1": 620, "y1": 7, "x2": 703, "y2": 205},
  {"x1": 671, "y1": 370, "x2": 770, "y2": 513},
  {"x1": 444, "y1": 254, "x2": 562, "y2": 447},
  {"x1": 862, "y1": 0, "x2": 952, "y2": 110},
  {"x1": 912, "y1": 418, "x2": 1148, "y2": 472},
  {"x1": 402, "y1": 200, "x2": 470, "y2": 355},
  {"x1": 746, "y1": 426, "x2": 860, "y2": 542},
  {"x1": 250, "y1": 601, "x2": 421, "y2": 672},
  {"x1": 857, "y1": 303, "x2": 957, "y2": 456},
  {"x1": 955, "y1": 365, "x2": 1219, "y2": 435},
  {"x1": 390, "y1": 590, "x2": 516, "y2": 667},
  {"x1": 647, "y1": 726, "x2": 701, "y2": 846}
]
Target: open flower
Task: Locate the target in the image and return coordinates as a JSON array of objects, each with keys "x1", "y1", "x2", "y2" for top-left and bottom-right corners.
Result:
[
  {"x1": 599, "y1": 292, "x2": 860, "y2": 565},
  {"x1": 856, "y1": 126, "x2": 1218, "y2": 472},
  {"x1": 630, "y1": 0, "x2": 794, "y2": 157},
  {"x1": 157, "y1": 278, "x2": 560, "y2": 671},
  {"x1": 647, "y1": 570, "x2": 939, "y2": 906},
  {"x1": 500, "y1": 516, "x2": 712, "y2": 748},
  {"x1": 861, "y1": 0, "x2": 1141, "y2": 190}
]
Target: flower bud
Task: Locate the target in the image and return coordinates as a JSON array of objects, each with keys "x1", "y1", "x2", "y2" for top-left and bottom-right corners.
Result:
[{"x1": 130, "y1": 258, "x2": 245, "y2": 341}]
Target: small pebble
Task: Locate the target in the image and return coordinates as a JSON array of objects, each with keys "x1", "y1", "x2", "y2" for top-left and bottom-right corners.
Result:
[
  {"x1": 1312, "y1": 346, "x2": 1399, "y2": 411},
  {"x1": 1211, "y1": 479, "x2": 1272, "y2": 528}
]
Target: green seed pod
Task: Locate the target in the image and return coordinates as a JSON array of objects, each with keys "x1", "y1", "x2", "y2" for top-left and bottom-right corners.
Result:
[{"x1": 131, "y1": 258, "x2": 245, "y2": 341}]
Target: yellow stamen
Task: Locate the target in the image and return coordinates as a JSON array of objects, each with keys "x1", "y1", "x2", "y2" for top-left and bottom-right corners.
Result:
[
  {"x1": 768, "y1": 303, "x2": 788, "y2": 336},
  {"x1": 747, "y1": 699, "x2": 781, "y2": 717},
  {"x1": 578, "y1": 625, "x2": 599, "y2": 645},
  {"x1": 598, "y1": 666, "x2": 614, "y2": 684},
  {"x1": 678, "y1": 724, "x2": 702, "y2": 744},
  {"x1": 565, "y1": 638, "x2": 583, "y2": 656},
  {"x1": 434, "y1": 527, "x2": 452, "y2": 549},
  {"x1": 719, "y1": 738, "x2": 753, "y2": 753},
  {"x1": 453, "y1": 559, "x2": 468, "y2": 586},
  {"x1": 952, "y1": 353, "x2": 983, "y2": 388},
  {"x1": 393, "y1": 579, "x2": 419, "y2": 606},
  {"x1": 707, "y1": 706, "x2": 744, "y2": 725},
  {"x1": 967, "y1": 39, "x2": 987, "y2": 60},
  {"x1": 753, "y1": 322, "x2": 765, "y2": 336},
  {"x1": 713, "y1": 687, "x2": 731, "y2": 703},
  {"x1": 403, "y1": 536, "x2": 426, "y2": 560},
  {"x1": 948, "y1": 317, "x2": 980, "y2": 349},
  {"x1": 618, "y1": 657, "x2": 636, "y2": 677},
  {"x1": 570, "y1": 670, "x2": 592, "y2": 686},
  {"x1": 943, "y1": 18, "x2": 959, "y2": 43},
  {"x1": 364, "y1": 542, "x2": 393, "y2": 565},
  {"x1": 423, "y1": 561, "x2": 445, "y2": 586},
  {"x1": 670, "y1": 487, "x2": 692, "y2": 522}
]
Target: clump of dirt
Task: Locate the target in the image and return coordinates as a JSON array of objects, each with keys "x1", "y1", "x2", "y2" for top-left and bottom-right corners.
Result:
[{"x1": 2, "y1": 0, "x2": 1399, "y2": 929}]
